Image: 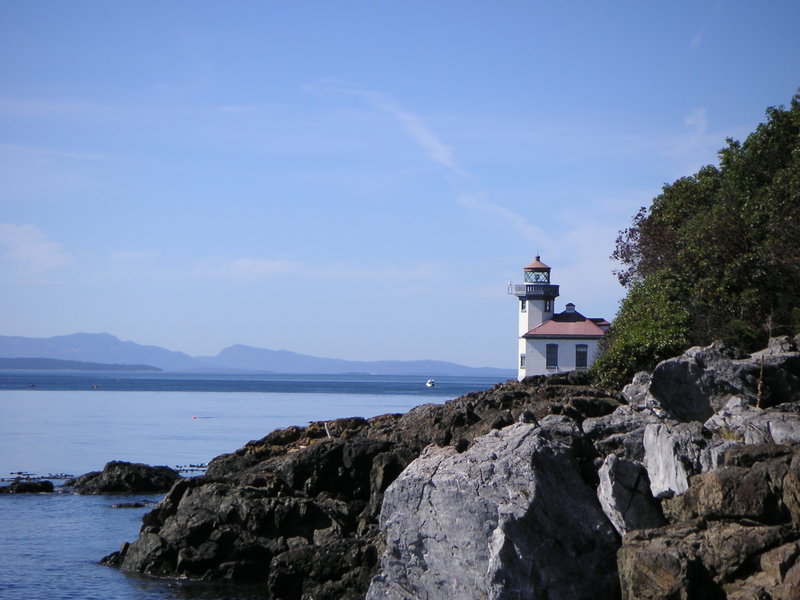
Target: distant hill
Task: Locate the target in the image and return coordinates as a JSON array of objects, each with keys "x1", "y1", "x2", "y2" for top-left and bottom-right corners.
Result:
[
  {"x1": 198, "y1": 344, "x2": 513, "y2": 376},
  {"x1": 0, "y1": 333, "x2": 199, "y2": 371},
  {"x1": 0, "y1": 357, "x2": 161, "y2": 371},
  {"x1": 0, "y1": 333, "x2": 515, "y2": 377}
]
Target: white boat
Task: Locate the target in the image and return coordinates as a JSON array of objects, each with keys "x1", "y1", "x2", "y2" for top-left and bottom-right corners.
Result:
[{"x1": 426, "y1": 379, "x2": 435, "y2": 387}]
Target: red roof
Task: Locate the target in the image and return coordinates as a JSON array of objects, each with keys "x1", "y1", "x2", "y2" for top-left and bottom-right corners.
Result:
[
  {"x1": 524, "y1": 256, "x2": 550, "y2": 271},
  {"x1": 524, "y1": 309, "x2": 607, "y2": 339}
]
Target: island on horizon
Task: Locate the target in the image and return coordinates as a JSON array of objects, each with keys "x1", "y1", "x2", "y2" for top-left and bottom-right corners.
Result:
[{"x1": 0, "y1": 357, "x2": 162, "y2": 372}]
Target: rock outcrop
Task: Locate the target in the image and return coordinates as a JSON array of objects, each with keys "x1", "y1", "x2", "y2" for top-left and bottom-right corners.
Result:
[
  {"x1": 368, "y1": 417, "x2": 619, "y2": 600},
  {"x1": 597, "y1": 454, "x2": 665, "y2": 536},
  {"x1": 0, "y1": 479, "x2": 54, "y2": 493},
  {"x1": 103, "y1": 336, "x2": 800, "y2": 599},
  {"x1": 102, "y1": 374, "x2": 621, "y2": 599},
  {"x1": 67, "y1": 461, "x2": 181, "y2": 494}
]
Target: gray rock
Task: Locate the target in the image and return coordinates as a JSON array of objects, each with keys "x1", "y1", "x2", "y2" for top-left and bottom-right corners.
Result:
[
  {"x1": 367, "y1": 419, "x2": 619, "y2": 600},
  {"x1": 649, "y1": 343, "x2": 748, "y2": 421},
  {"x1": 751, "y1": 335, "x2": 799, "y2": 357},
  {"x1": 621, "y1": 371, "x2": 651, "y2": 407},
  {"x1": 583, "y1": 404, "x2": 664, "y2": 462},
  {"x1": 643, "y1": 422, "x2": 709, "y2": 498},
  {"x1": 597, "y1": 455, "x2": 665, "y2": 536},
  {"x1": 746, "y1": 404, "x2": 800, "y2": 445},
  {"x1": 704, "y1": 398, "x2": 800, "y2": 445},
  {"x1": 647, "y1": 340, "x2": 800, "y2": 422}
]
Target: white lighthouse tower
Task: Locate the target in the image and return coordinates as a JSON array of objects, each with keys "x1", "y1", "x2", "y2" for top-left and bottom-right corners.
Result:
[
  {"x1": 510, "y1": 256, "x2": 559, "y2": 378},
  {"x1": 509, "y1": 256, "x2": 608, "y2": 380}
]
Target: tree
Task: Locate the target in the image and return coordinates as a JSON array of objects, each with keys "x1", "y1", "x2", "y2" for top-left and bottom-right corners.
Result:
[{"x1": 594, "y1": 92, "x2": 800, "y2": 387}]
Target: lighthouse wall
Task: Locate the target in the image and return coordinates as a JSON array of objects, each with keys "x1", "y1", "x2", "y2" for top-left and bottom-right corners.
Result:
[{"x1": 520, "y1": 338, "x2": 601, "y2": 379}]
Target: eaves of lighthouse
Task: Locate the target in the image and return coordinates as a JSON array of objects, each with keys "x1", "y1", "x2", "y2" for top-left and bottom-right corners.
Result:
[{"x1": 508, "y1": 256, "x2": 609, "y2": 381}]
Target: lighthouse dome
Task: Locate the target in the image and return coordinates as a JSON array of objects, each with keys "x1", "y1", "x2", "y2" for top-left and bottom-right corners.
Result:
[
  {"x1": 524, "y1": 256, "x2": 550, "y2": 271},
  {"x1": 523, "y1": 256, "x2": 551, "y2": 283}
]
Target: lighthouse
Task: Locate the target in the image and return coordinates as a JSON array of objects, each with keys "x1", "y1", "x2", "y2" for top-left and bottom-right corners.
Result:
[{"x1": 509, "y1": 256, "x2": 608, "y2": 380}]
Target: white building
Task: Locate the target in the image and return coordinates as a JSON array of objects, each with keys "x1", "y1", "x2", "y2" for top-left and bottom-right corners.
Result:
[{"x1": 509, "y1": 256, "x2": 609, "y2": 380}]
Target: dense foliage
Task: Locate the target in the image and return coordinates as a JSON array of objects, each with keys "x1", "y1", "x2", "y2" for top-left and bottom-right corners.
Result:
[{"x1": 594, "y1": 93, "x2": 800, "y2": 387}]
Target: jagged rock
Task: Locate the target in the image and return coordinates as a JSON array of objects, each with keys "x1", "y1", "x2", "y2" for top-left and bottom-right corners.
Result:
[
  {"x1": 661, "y1": 444, "x2": 796, "y2": 524},
  {"x1": 643, "y1": 421, "x2": 710, "y2": 498},
  {"x1": 647, "y1": 340, "x2": 800, "y2": 422},
  {"x1": 102, "y1": 339, "x2": 800, "y2": 599},
  {"x1": 367, "y1": 418, "x2": 619, "y2": 600},
  {"x1": 104, "y1": 376, "x2": 620, "y2": 599},
  {"x1": 0, "y1": 479, "x2": 54, "y2": 493},
  {"x1": 116, "y1": 439, "x2": 396, "y2": 595},
  {"x1": 583, "y1": 404, "x2": 664, "y2": 462},
  {"x1": 621, "y1": 443, "x2": 800, "y2": 599},
  {"x1": 66, "y1": 461, "x2": 181, "y2": 494},
  {"x1": 704, "y1": 395, "x2": 763, "y2": 439},
  {"x1": 704, "y1": 397, "x2": 800, "y2": 446},
  {"x1": 597, "y1": 455, "x2": 665, "y2": 536},
  {"x1": 619, "y1": 520, "x2": 799, "y2": 599},
  {"x1": 649, "y1": 343, "x2": 752, "y2": 421}
]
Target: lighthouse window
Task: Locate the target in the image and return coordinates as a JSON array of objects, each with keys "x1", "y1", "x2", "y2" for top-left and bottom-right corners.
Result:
[
  {"x1": 544, "y1": 300, "x2": 552, "y2": 312},
  {"x1": 576, "y1": 344, "x2": 588, "y2": 369},
  {"x1": 546, "y1": 344, "x2": 558, "y2": 369},
  {"x1": 524, "y1": 271, "x2": 550, "y2": 283},
  {"x1": 520, "y1": 354, "x2": 526, "y2": 369},
  {"x1": 520, "y1": 299, "x2": 527, "y2": 312}
]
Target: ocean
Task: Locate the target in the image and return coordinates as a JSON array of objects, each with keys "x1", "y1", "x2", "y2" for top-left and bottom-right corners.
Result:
[{"x1": 0, "y1": 371, "x2": 503, "y2": 600}]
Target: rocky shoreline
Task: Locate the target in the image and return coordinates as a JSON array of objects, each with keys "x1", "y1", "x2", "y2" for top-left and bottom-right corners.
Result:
[{"x1": 18, "y1": 335, "x2": 800, "y2": 598}]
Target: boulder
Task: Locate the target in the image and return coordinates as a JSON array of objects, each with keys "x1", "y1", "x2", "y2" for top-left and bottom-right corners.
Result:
[
  {"x1": 597, "y1": 455, "x2": 665, "y2": 536},
  {"x1": 646, "y1": 340, "x2": 800, "y2": 422},
  {"x1": 66, "y1": 461, "x2": 181, "y2": 494},
  {"x1": 583, "y1": 404, "x2": 664, "y2": 462},
  {"x1": 367, "y1": 417, "x2": 620, "y2": 600},
  {"x1": 643, "y1": 421, "x2": 709, "y2": 498}
]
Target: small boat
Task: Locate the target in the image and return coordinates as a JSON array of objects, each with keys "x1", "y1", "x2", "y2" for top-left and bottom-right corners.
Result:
[{"x1": 426, "y1": 379, "x2": 435, "y2": 388}]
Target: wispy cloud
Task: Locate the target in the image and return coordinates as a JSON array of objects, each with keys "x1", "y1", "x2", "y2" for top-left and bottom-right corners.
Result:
[
  {"x1": 192, "y1": 257, "x2": 301, "y2": 281},
  {"x1": 308, "y1": 260, "x2": 443, "y2": 282},
  {"x1": 228, "y1": 258, "x2": 298, "y2": 279},
  {"x1": 458, "y1": 194, "x2": 554, "y2": 249},
  {"x1": 191, "y1": 254, "x2": 442, "y2": 285},
  {"x1": 658, "y1": 107, "x2": 724, "y2": 174},
  {"x1": 313, "y1": 81, "x2": 470, "y2": 178},
  {"x1": 685, "y1": 107, "x2": 708, "y2": 135},
  {"x1": 109, "y1": 250, "x2": 160, "y2": 261},
  {"x1": 0, "y1": 223, "x2": 73, "y2": 271}
]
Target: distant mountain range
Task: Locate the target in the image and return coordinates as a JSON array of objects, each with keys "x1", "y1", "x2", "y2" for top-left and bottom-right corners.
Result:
[{"x1": 0, "y1": 333, "x2": 515, "y2": 377}]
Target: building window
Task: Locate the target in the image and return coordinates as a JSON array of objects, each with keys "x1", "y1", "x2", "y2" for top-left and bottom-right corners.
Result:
[
  {"x1": 520, "y1": 299, "x2": 527, "y2": 312},
  {"x1": 546, "y1": 344, "x2": 558, "y2": 369},
  {"x1": 576, "y1": 344, "x2": 588, "y2": 369},
  {"x1": 544, "y1": 300, "x2": 552, "y2": 312},
  {"x1": 520, "y1": 354, "x2": 526, "y2": 369}
]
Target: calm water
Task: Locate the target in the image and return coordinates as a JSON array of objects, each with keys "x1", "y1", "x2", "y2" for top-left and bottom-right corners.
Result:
[{"x1": 0, "y1": 371, "x2": 502, "y2": 600}]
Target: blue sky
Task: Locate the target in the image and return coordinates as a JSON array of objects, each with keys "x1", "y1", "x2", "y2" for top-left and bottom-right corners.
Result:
[{"x1": 1, "y1": 1, "x2": 798, "y2": 368}]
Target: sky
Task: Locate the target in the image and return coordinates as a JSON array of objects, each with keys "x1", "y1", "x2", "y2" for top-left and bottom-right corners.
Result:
[{"x1": 1, "y1": 1, "x2": 798, "y2": 369}]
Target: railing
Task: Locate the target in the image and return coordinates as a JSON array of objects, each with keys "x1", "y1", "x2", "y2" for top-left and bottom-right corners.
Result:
[{"x1": 507, "y1": 283, "x2": 559, "y2": 297}]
